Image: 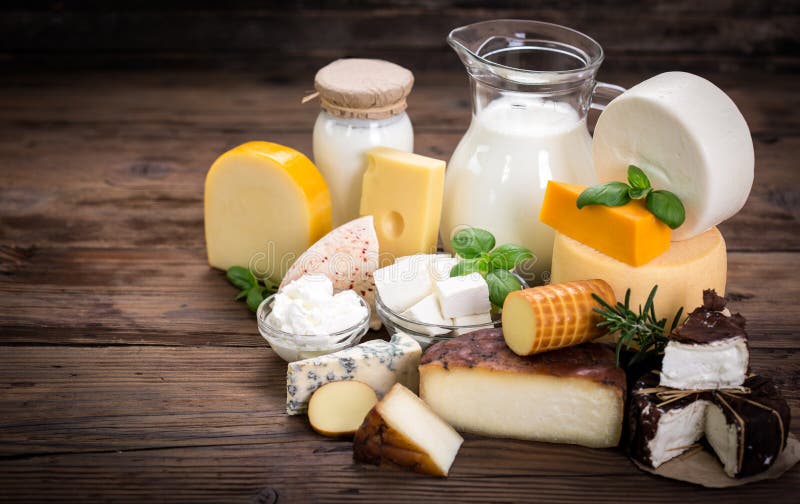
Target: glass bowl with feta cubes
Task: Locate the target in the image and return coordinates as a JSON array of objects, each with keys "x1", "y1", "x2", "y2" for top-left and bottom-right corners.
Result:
[
  {"x1": 257, "y1": 274, "x2": 371, "y2": 362},
  {"x1": 374, "y1": 254, "x2": 528, "y2": 348}
]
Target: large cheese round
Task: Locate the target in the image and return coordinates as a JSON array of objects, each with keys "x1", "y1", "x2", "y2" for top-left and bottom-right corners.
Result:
[
  {"x1": 205, "y1": 142, "x2": 332, "y2": 282},
  {"x1": 593, "y1": 72, "x2": 753, "y2": 241},
  {"x1": 550, "y1": 228, "x2": 726, "y2": 327}
]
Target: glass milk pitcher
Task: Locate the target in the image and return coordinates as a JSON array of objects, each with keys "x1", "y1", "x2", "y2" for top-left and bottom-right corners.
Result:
[{"x1": 441, "y1": 20, "x2": 624, "y2": 283}]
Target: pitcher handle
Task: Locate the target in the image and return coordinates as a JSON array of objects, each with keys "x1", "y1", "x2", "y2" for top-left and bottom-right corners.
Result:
[{"x1": 591, "y1": 82, "x2": 626, "y2": 111}]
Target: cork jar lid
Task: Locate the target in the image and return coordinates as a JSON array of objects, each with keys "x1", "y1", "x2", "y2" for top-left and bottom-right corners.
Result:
[{"x1": 314, "y1": 59, "x2": 414, "y2": 120}]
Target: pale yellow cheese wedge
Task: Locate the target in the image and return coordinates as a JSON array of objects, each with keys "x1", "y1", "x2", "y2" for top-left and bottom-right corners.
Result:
[
  {"x1": 308, "y1": 380, "x2": 378, "y2": 437},
  {"x1": 360, "y1": 147, "x2": 445, "y2": 265},
  {"x1": 550, "y1": 227, "x2": 727, "y2": 329},
  {"x1": 353, "y1": 383, "x2": 463, "y2": 477},
  {"x1": 204, "y1": 142, "x2": 331, "y2": 282}
]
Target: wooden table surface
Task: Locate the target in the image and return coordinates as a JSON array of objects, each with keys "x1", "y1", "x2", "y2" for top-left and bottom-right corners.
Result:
[{"x1": 1, "y1": 67, "x2": 798, "y2": 503}]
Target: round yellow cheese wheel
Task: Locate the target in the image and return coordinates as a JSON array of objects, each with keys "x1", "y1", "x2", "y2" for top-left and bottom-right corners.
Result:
[{"x1": 550, "y1": 227, "x2": 726, "y2": 328}]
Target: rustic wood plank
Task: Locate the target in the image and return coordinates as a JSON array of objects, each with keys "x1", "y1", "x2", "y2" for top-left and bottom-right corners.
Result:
[
  {"x1": 1, "y1": 70, "x2": 798, "y2": 136},
  {"x1": 2, "y1": 1, "x2": 798, "y2": 76},
  {"x1": 0, "y1": 249, "x2": 798, "y2": 347},
  {"x1": 0, "y1": 344, "x2": 797, "y2": 502}
]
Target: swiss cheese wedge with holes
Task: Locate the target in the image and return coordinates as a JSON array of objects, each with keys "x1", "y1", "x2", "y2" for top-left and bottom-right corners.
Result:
[
  {"x1": 501, "y1": 279, "x2": 615, "y2": 356},
  {"x1": 360, "y1": 147, "x2": 445, "y2": 265}
]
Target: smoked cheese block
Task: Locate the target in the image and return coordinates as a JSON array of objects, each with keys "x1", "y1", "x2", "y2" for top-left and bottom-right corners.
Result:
[{"x1": 419, "y1": 329, "x2": 626, "y2": 448}]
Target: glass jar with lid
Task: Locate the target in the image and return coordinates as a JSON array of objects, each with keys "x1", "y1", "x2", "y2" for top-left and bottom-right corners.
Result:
[{"x1": 311, "y1": 59, "x2": 415, "y2": 227}]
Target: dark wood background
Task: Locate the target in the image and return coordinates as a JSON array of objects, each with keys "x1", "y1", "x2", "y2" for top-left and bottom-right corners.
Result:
[{"x1": 1, "y1": 1, "x2": 799, "y2": 502}]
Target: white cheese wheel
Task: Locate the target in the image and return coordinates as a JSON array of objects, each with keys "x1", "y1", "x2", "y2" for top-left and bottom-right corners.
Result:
[
  {"x1": 550, "y1": 228, "x2": 727, "y2": 328},
  {"x1": 592, "y1": 72, "x2": 753, "y2": 240}
]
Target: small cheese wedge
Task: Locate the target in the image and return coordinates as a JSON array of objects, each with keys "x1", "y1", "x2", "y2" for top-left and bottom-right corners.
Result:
[
  {"x1": 308, "y1": 380, "x2": 378, "y2": 437},
  {"x1": 353, "y1": 383, "x2": 463, "y2": 477},
  {"x1": 204, "y1": 142, "x2": 332, "y2": 282},
  {"x1": 593, "y1": 72, "x2": 754, "y2": 241},
  {"x1": 280, "y1": 216, "x2": 381, "y2": 329},
  {"x1": 360, "y1": 147, "x2": 445, "y2": 265},
  {"x1": 539, "y1": 181, "x2": 671, "y2": 266},
  {"x1": 550, "y1": 228, "x2": 727, "y2": 329}
]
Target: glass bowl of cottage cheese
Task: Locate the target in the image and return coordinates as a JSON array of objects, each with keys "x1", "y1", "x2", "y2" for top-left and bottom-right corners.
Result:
[{"x1": 257, "y1": 274, "x2": 370, "y2": 362}]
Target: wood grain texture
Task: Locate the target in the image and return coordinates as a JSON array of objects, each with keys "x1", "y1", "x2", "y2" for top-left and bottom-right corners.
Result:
[
  {"x1": 0, "y1": 345, "x2": 798, "y2": 502},
  {"x1": 0, "y1": 33, "x2": 799, "y2": 501},
  {"x1": 1, "y1": 1, "x2": 798, "y2": 74}
]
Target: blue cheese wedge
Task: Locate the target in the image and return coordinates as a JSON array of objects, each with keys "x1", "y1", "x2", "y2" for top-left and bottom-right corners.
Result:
[{"x1": 286, "y1": 333, "x2": 422, "y2": 415}]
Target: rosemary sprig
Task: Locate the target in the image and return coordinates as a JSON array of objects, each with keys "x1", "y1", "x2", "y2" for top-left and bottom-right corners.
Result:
[{"x1": 592, "y1": 285, "x2": 684, "y2": 368}]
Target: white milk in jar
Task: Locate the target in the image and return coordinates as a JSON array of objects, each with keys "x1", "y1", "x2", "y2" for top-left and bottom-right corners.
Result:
[
  {"x1": 445, "y1": 19, "x2": 624, "y2": 282},
  {"x1": 313, "y1": 112, "x2": 413, "y2": 226},
  {"x1": 311, "y1": 59, "x2": 415, "y2": 226},
  {"x1": 441, "y1": 97, "x2": 596, "y2": 279}
]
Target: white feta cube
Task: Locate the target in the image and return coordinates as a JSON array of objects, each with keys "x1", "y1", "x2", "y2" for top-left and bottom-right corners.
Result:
[
  {"x1": 452, "y1": 312, "x2": 493, "y2": 336},
  {"x1": 434, "y1": 272, "x2": 491, "y2": 318},
  {"x1": 374, "y1": 258, "x2": 434, "y2": 313},
  {"x1": 428, "y1": 255, "x2": 460, "y2": 282},
  {"x1": 400, "y1": 293, "x2": 452, "y2": 336}
]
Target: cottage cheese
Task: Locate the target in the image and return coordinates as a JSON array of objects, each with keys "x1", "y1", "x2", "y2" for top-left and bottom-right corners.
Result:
[{"x1": 267, "y1": 274, "x2": 368, "y2": 335}]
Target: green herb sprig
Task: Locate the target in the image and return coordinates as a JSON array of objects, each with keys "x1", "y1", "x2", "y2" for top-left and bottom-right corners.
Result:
[
  {"x1": 592, "y1": 285, "x2": 683, "y2": 368},
  {"x1": 226, "y1": 266, "x2": 278, "y2": 313},
  {"x1": 577, "y1": 165, "x2": 686, "y2": 229},
  {"x1": 449, "y1": 227, "x2": 533, "y2": 308}
]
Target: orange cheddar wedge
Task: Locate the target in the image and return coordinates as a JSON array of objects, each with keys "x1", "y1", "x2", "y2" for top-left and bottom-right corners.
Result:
[{"x1": 539, "y1": 181, "x2": 671, "y2": 266}]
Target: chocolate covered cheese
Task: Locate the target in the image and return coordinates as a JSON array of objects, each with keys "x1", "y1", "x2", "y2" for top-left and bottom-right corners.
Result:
[
  {"x1": 660, "y1": 290, "x2": 749, "y2": 390},
  {"x1": 630, "y1": 373, "x2": 790, "y2": 478}
]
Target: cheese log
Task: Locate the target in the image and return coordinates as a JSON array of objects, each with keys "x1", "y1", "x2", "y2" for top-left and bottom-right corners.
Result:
[
  {"x1": 360, "y1": 147, "x2": 445, "y2": 265},
  {"x1": 629, "y1": 372, "x2": 709, "y2": 469},
  {"x1": 280, "y1": 216, "x2": 381, "y2": 329},
  {"x1": 353, "y1": 383, "x2": 463, "y2": 477},
  {"x1": 419, "y1": 329, "x2": 626, "y2": 448},
  {"x1": 501, "y1": 279, "x2": 615, "y2": 356},
  {"x1": 308, "y1": 380, "x2": 378, "y2": 437},
  {"x1": 204, "y1": 141, "x2": 331, "y2": 282},
  {"x1": 705, "y1": 376, "x2": 790, "y2": 478},
  {"x1": 550, "y1": 228, "x2": 726, "y2": 328},
  {"x1": 286, "y1": 333, "x2": 421, "y2": 415},
  {"x1": 593, "y1": 72, "x2": 754, "y2": 241},
  {"x1": 539, "y1": 181, "x2": 671, "y2": 266}
]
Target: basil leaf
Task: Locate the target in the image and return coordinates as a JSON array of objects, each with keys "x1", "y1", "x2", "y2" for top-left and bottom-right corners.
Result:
[
  {"x1": 627, "y1": 165, "x2": 651, "y2": 190},
  {"x1": 450, "y1": 258, "x2": 489, "y2": 277},
  {"x1": 235, "y1": 289, "x2": 249, "y2": 300},
  {"x1": 450, "y1": 227, "x2": 495, "y2": 259},
  {"x1": 486, "y1": 269, "x2": 522, "y2": 308},
  {"x1": 646, "y1": 190, "x2": 686, "y2": 229},
  {"x1": 489, "y1": 244, "x2": 534, "y2": 270},
  {"x1": 576, "y1": 182, "x2": 631, "y2": 209},
  {"x1": 227, "y1": 266, "x2": 255, "y2": 290},
  {"x1": 246, "y1": 285, "x2": 265, "y2": 313},
  {"x1": 628, "y1": 186, "x2": 651, "y2": 200}
]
